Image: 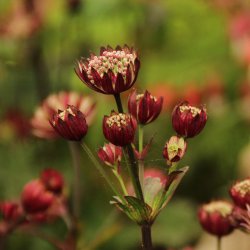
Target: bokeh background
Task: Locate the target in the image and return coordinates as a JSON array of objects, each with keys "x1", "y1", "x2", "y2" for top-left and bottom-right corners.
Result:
[{"x1": 0, "y1": 0, "x2": 250, "y2": 249}]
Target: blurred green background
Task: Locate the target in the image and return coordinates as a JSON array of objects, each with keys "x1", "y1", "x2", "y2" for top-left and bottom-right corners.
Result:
[{"x1": 0, "y1": 0, "x2": 250, "y2": 249}]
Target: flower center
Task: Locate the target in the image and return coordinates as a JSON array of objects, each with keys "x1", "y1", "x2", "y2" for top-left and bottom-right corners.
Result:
[
  {"x1": 106, "y1": 113, "x2": 128, "y2": 129},
  {"x1": 58, "y1": 107, "x2": 75, "y2": 121},
  {"x1": 87, "y1": 50, "x2": 135, "y2": 80},
  {"x1": 234, "y1": 179, "x2": 250, "y2": 197},
  {"x1": 179, "y1": 105, "x2": 202, "y2": 117},
  {"x1": 204, "y1": 201, "x2": 232, "y2": 217}
]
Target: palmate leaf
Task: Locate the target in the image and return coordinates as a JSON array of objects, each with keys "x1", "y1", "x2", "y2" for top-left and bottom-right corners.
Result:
[
  {"x1": 150, "y1": 166, "x2": 189, "y2": 219},
  {"x1": 111, "y1": 196, "x2": 152, "y2": 225}
]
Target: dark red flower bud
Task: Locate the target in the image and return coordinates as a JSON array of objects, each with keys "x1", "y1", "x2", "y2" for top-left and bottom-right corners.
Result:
[
  {"x1": 21, "y1": 180, "x2": 54, "y2": 214},
  {"x1": 103, "y1": 111, "x2": 137, "y2": 146},
  {"x1": 98, "y1": 143, "x2": 122, "y2": 167},
  {"x1": 40, "y1": 168, "x2": 64, "y2": 195},
  {"x1": 75, "y1": 45, "x2": 140, "y2": 95},
  {"x1": 0, "y1": 202, "x2": 23, "y2": 221},
  {"x1": 163, "y1": 136, "x2": 187, "y2": 164},
  {"x1": 230, "y1": 178, "x2": 250, "y2": 209},
  {"x1": 50, "y1": 105, "x2": 88, "y2": 141},
  {"x1": 198, "y1": 200, "x2": 234, "y2": 237},
  {"x1": 128, "y1": 89, "x2": 163, "y2": 125},
  {"x1": 172, "y1": 101, "x2": 207, "y2": 138}
]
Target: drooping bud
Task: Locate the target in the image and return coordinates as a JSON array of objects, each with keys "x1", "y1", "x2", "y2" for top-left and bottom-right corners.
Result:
[
  {"x1": 75, "y1": 45, "x2": 140, "y2": 95},
  {"x1": 103, "y1": 111, "x2": 137, "y2": 146},
  {"x1": 40, "y1": 168, "x2": 64, "y2": 195},
  {"x1": 128, "y1": 89, "x2": 163, "y2": 125},
  {"x1": 230, "y1": 178, "x2": 250, "y2": 209},
  {"x1": 172, "y1": 101, "x2": 207, "y2": 138},
  {"x1": 163, "y1": 136, "x2": 187, "y2": 164},
  {"x1": 21, "y1": 180, "x2": 54, "y2": 214},
  {"x1": 98, "y1": 143, "x2": 122, "y2": 168},
  {"x1": 50, "y1": 105, "x2": 88, "y2": 141},
  {"x1": 198, "y1": 200, "x2": 234, "y2": 237}
]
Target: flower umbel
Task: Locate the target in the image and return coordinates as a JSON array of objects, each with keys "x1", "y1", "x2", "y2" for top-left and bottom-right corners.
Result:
[
  {"x1": 163, "y1": 136, "x2": 187, "y2": 164},
  {"x1": 103, "y1": 111, "x2": 137, "y2": 146},
  {"x1": 50, "y1": 105, "x2": 88, "y2": 141},
  {"x1": 230, "y1": 178, "x2": 250, "y2": 209},
  {"x1": 172, "y1": 101, "x2": 207, "y2": 138},
  {"x1": 128, "y1": 89, "x2": 163, "y2": 125},
  {"x1": 98, "y1": 143, "x2": 122, "y2": 168},
  {"x1": 198, "y1": 200, "x2": 234, "y2": 237},
  {"x1": 75, "y1": 45, "x2": 140, "y2": 95}
]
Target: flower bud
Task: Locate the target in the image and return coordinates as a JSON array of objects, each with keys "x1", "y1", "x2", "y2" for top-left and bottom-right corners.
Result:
[
  {"x1": 98, "y1": 143, "x2": 122, "y2": 167},
  {"x1": 198, "y1": 200, "x2": 234, "y2": 237},
  {"x1": 75, "y1": 45, "x2": 140, "y2": 95},
  {"x1": 50, "y1": 105, "x2": 88, "y2": 141},
  {"x1": 103, "y1": 111, "x2": 137, "y2": 146},
  {"x1": 40, "y1": 168, "x2": 64, "y2": 195},
  {"x1": 172, "y1": 101, "x2": 207, "y2": 138},
  {"x1": 0, "y1": 202, "x2": 23, "y2": 221},
  {"x1": 163, "y1": 136, "x2": 187, "y2": 164},
  {"x1": 230, "y1": 178, "x2": 250, "y2": 209},
  {"x1": 128, "y1": 89, "x2": 163, "y2": 125},
  {"x1": 21, "y1": 180, "x2": 54, "y2": 214}
]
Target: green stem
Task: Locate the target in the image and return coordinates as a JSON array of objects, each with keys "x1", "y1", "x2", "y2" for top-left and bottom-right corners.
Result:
[
  {"x1": 138, "y1": 125, "x2": 144, "y2": 194},
  {"x1": 217, "y1": 237, "x2": 221, "y2": 250},
  {"x1": 69, "y1": 142, "x2": 81, "y2": 219},
  {"x1": 81, "y1": 142, "x2": 125, "y2": 203},
  {"x1": 112, "y1": 169, "x2": 128, "y2": 195}
]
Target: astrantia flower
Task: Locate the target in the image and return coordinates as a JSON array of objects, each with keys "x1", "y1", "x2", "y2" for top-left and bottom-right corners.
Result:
[
  {"x1": 163, "y1": 136, "x2": 187, "y2": 164},
  {"x1": 172, "y1": 101, "x2": 207, "y2": 138},
  {"x1": 0, "y1": 202, "x2": 23, "y2": 222},
  {"x1": 50, "y1": 105, "x2": 88, "y2": 141},
  {"x1": 230, "y1": 178, "x2": 250, "y2": 209},
  {"x1": 103, "y1": 111, "x2": 137, "y2": 146},
  {"x1": 75, "y1": 45, "x2": 140, "y2": 95},
  {"x1": 98, "y1": 143, "x2": 122, "y2": 168},
  {"x1": 40, "y1": 168, "x2": 64, "y2": 195},
  {"x1": 198, "y1": 200, "x2": 234, "y2": 237},
  {"x1": 21, "y1": 180, "x2": 54, "y2": 214},
  {"x1": 31, "y1": 91, "x2": 96, "y2": 139},
  {"x1": 128, "y1": 89, "x2": 163, "y2": 125}
]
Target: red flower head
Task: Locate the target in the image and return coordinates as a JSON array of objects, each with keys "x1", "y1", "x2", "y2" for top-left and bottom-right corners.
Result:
[
  {"x1": 163, "y1": 136, "x2": 187, "y2": 164},
  {"x1": 98, "y1": 143, "x2": 122, "y2": 168},
  {"x1": 128, "y1": 89, "x2": 163, "y2": 125},
  {"x1": 31, "y1": 91, "x2": 96, "y2": 139},
  {"x1": 40, "y1": 168, "x2": 64, "y2": 195},
  {"x1": 0, "y1": 202, "x2": 23, "y2": 222},
  {"x1": 50, "y1": 105, "x2": 88, "y2": 141},
  {"x1": 198, "y1": 200, "x2": 234, "y2": 237},
  {"x1": 75, "y1": 45, "x2": 140, "y2": 95},
  {"x1": 230, "y1": 178, "x2": 250, "y2": 209},
  {"x1": 103, "y1": 111, "x2": 137, "y2": 146},
  {"x1": 172, "y1": 101, "x2": 207, "y2": 138},
  {"x1": 21, "y1": 180, "x2": 54, "y2": 214}
]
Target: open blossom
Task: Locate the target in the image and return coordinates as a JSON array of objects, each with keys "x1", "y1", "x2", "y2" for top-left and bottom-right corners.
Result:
[
  {"x1": 75, "y1": 45, "x2": 140, "y2": 95},
  {"x1": 40, "y1": 169, "x2": 64, "y2": 195},
  {"x1": 198, "y1": 200, "x2": 234, "y2": 237},
  {"x1": 163, "y1": 136, "x2": 187, "y2": 164},
  {"x1": 128, "y1": 89, "x2": 163, "y2": 125},
  {"x1": 50, "y1": 105, "x2": 88, "y2": 141},
  {"x1": 230, "y1": 178, "x2": 250, "y2": 209},
  {"x1": 103, "y1": 111, "x2": 137, "y2": 146},
  {"x1": 98, "y1": 143, "x2": 122, "y2": 168},
  {"x1": 172, "y1": 101, "x2": 207, "y2": 138},
  {"x1": 21, "y1": 180, "x2": 54, "y2": 214},
  {"x1": 31, "y1": 91, "x2": 96, "y2": 139}
]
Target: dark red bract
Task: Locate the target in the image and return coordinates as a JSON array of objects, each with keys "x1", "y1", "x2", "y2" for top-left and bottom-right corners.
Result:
[
  {"x1": 103, "y1": 111, "x2": 137, "y2": 146},
  {"x1": 128, "y1": 89, "x2": 163, "y2": 125},
  {"x1": 50, "y1": 105, "x2": 88, "y2": 141},
  {"x1": 75, "y1": 45, "x2": 140, "y2": 95},
  {"x1": 172, "y1": 101, "x2": 207, "y2": 138}
]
